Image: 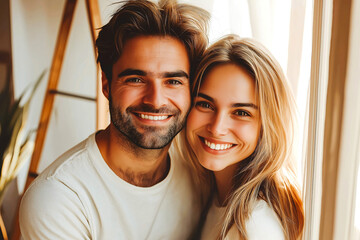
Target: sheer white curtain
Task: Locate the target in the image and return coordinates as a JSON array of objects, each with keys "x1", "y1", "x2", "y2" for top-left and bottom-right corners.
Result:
[
  {"x1": 207, "y1": 0, "x2": 311, "y2": 91},
  {"x1": 330, "y1": 0, "x2": 360, "y2": 238}
]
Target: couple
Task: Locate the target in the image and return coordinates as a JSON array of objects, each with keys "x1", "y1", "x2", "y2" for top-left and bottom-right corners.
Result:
[{"x1": 19, "y1": 0, "x2": 304, "y2": 239}]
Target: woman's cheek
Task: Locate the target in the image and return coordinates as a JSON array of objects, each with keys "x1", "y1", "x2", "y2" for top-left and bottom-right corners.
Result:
[
  {"x1": 234, "y1": 122, "x2": 261, "y2": 146},
  {"x1": 187, "y1": 109, "x2": 208, "y2": 129}
]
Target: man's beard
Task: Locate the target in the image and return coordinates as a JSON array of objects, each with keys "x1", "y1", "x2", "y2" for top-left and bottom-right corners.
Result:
[{"x1": 109, "y1": 96, "x2": 187, "y2": 149}]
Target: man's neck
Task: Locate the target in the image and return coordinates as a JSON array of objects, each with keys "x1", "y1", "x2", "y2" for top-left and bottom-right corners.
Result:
[{"x1": 95, "y1": 126, "x2": 171, "y2": 187}]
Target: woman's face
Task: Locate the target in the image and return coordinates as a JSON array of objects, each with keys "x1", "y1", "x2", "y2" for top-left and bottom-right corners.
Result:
[{"x1": 186, "y1": 63, "x2": 261, "y2": 172}]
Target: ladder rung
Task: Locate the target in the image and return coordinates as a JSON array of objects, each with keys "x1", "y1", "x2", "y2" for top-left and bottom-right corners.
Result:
[
  {"x1": 28, "y1": 171, "x2": 39, "y2": 179},
  {"x1": 49, "y1": 89, "x2": 96, "y2": 101}
]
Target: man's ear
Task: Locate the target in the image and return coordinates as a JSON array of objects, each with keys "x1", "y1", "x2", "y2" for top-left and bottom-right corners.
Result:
[{"x1": 101, "y1": 71, "x2": 110, "y2": 100}]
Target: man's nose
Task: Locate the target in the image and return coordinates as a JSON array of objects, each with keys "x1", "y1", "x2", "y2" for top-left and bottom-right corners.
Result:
[
  {"x1": 207, "y1": 112, "x2": 229, "y2": 137},
  {"x1": 142, "y1": 82, "x2": 167, "y2": 109}
]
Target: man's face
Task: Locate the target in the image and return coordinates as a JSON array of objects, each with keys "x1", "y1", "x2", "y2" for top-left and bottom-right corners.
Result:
[{"x1": 102, "y1": 35, "x2": 191, "y2": 149}]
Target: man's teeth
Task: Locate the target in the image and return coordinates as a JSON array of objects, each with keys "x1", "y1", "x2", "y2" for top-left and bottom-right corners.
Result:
[
  {"x1": 140, "y1": 114, "x2": 168, "y2": 121},
  {"x1": 204, "y1": 139, "x2": 233, "y2": 150}
]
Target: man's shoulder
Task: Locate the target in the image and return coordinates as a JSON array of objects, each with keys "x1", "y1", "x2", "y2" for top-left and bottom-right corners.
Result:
[
  {"x1": 37, "y1": 133, "x2": 96, "y2": 181},
  {"x1": 19, "y1": 167, "x2": 92, "y2": 239},
  {"x1": 21, "y1": 173, "x2": 82, "y2": 212},
  {"x1": 19, "y1": 134, "x2": 98, "y2": 239},
  {"x1": 22, "y1": 133, "x2": 97, "y2": 198},
  {"x1": 22, "y1": 133, "x2": 99, "y2": 206}
]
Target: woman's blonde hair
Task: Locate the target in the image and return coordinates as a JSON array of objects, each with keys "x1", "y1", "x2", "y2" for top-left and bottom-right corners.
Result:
[{"x1": 175, "y1": 35, "x2": 304, "y2": 239}]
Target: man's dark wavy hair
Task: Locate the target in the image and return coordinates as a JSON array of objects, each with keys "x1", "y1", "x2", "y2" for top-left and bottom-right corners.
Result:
[{"x1": 96, "y1": 0, "x2": 209, "y2": 86}]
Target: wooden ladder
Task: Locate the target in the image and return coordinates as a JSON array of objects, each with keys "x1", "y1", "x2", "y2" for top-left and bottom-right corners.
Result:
[{"x1": 11, "y1": 0, "x2": 106, "y2": 239}]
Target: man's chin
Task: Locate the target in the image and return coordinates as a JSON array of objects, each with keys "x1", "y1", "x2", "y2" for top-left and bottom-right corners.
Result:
[{"x1": 131, "y1": 136, "x2": 173, "y2": 149}]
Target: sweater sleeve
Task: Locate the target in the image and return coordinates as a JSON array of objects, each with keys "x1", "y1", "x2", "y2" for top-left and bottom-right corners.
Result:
[
  {"x1": 19, "y1": 178, "x2": 91, "y2": 240},
  {"x1": 245, "y1": 200, "x2": 285, "y2": 240}
]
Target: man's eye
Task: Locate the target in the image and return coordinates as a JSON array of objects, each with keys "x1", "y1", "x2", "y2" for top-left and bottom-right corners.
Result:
[
  {"x1": 234, "y1": 110, "x2": 250, "y2": 117},
  {"x1": 167, "y1": 79, "x2": 182, "y2": 85},
  {"x1": 125, "y1": 77, "x2": 143, "y2": 83},
  {"x1": 195, "y1": 101, "x2": 213, "y2": 110}
]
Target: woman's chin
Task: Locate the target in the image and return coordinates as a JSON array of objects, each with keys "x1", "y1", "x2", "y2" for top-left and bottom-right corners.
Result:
[{"x1": 199, "y1": 159, "x2": 226, "y2": 172}]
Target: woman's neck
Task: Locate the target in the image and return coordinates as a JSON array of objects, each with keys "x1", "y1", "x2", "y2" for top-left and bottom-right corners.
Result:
[{"x1": 213, "y1": 164, "x2": 239, "y2": 206}]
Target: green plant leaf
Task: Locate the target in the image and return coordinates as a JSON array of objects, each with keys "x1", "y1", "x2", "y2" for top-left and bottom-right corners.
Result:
[
  {"x1": 12, "y1": 138, "x2": 34, "y2": 181},
  {"x1": 0, "y1": 112, "x2": 22, "y2": 192},
  {"x1": 0, "y1": 69, "x2": 46, "y2": 197},
  {"x1": 4, "y1": 108, "x2": 24, "y2": 178}
]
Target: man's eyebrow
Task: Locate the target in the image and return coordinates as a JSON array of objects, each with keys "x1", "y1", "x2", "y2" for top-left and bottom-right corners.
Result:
[
  {"x1": 163, "y1": 71, "x2": 189, "y2": 79},
  {"x1": 118, "y1": 69, "x2": 147, "y2": 78},
  {"x1": 198, "y1": 93, "x2": 258, "y2": 109},
  {"x1": 118, "y1": 69, "x2": 189, "y2": 79}
]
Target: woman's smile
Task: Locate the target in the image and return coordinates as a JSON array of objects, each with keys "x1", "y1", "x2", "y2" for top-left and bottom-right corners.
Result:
[{"x1": 199, "y1": 136, "x2": 237, "y2": 152}]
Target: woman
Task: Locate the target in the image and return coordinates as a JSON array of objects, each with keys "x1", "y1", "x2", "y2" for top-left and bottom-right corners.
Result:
[{"x1": 176, "y1": 35, "x2": 304, "y2": 239}]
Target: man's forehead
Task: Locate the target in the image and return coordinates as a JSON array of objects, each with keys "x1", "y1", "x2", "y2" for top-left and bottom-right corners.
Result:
[{"x1": 113, "y1": 35, "x2": 190, "y2": 77}]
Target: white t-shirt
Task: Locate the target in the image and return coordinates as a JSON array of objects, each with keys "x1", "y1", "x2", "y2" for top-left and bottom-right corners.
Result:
[
  {"x1": 201, "y1": 199, "x2": 285, "y2": 240},
  {"x1": 20, "y1": 133, "x2": 201, "y2": 240}
]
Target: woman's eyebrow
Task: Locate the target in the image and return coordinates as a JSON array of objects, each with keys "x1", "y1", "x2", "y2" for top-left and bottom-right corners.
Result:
[
  {"x1": 198, "y1": 93, "x2": 258, "y2": 109},
  {"x1": 232, "y1": 103, "x2": 258, "y2": 109},
  {"x1": 197, "y1": 93, "x2": 214, "y2": 102}
]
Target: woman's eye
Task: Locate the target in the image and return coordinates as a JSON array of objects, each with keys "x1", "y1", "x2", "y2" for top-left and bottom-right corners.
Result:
[
  {"x1": 125, "y1": 77, "x2": 143, "y2": 83},
  {"x1": 234, "y1": 110, "x2": 250, "y2": 117},
  {"x1": 195, "y1": 101, "x2": 213, "y2": 110}
]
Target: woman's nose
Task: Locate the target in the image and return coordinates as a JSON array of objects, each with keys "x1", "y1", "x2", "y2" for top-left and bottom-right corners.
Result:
[{"x1": 207, "y1": 112, "x2": 229, "y2": 136}]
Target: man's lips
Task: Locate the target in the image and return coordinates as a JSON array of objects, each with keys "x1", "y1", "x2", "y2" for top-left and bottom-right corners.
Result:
[{"x1": 199, "y1": 136, "x2": 237, "y2": 151}]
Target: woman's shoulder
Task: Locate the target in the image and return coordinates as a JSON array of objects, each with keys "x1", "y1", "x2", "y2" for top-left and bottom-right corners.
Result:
[{"x1": 245, "y1": 200, "x2": 285, "y2": 240}]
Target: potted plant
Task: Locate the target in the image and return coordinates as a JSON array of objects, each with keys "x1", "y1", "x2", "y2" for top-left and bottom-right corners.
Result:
[{"x1": 0, "y1": 70, "x2": 45, "y2": 239}]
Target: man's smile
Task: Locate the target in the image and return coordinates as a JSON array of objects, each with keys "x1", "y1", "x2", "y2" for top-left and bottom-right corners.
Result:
[{"x1": 134, "y1": 112, "x2": 171, "y2": 121}]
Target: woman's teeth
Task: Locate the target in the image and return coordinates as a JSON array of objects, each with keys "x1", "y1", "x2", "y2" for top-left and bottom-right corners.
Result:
[
  {"x1": 204, "y1": 139, "x2": 233, "y2": 150},
  {"x1": 140, "y1": 114, "x2": 168, "y2": 121}
]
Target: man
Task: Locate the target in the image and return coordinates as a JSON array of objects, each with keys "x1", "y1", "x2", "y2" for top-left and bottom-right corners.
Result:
[{"x1": 19, "y1": 0, "x2": 209, "y2": 239}]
